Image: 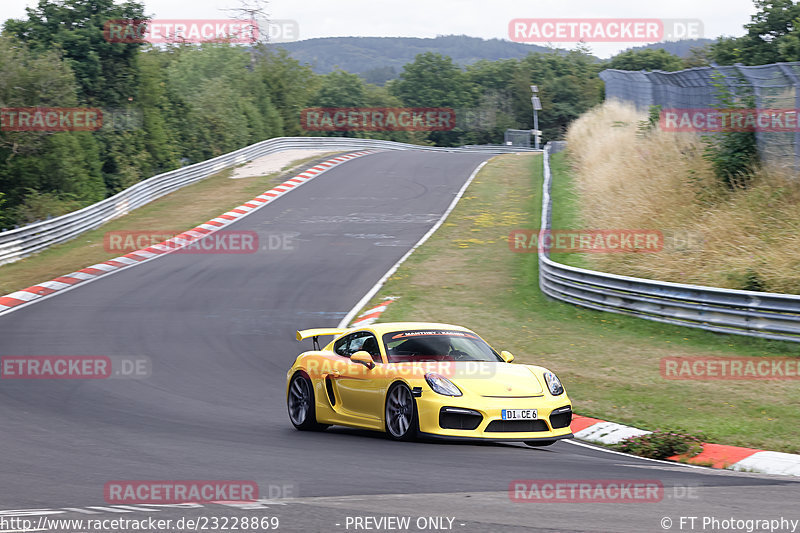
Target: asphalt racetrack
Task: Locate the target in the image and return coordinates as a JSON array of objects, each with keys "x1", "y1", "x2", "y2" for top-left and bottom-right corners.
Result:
[{"x1": 1, "y1": 151, "x2": 798, "y2": 532}]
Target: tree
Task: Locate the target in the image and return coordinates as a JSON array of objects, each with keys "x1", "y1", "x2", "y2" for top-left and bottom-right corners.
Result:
[
  {"x1": 514, "y1": 46, "x2": 603, "y2": 141},
  {"x1": 165, "y1": 43, "x2": 283, "y2": 160},
  {"x1": 390, "y1": 52, "x2": 472, "y2": 108},
  {"x1": 136, "y1": 48, "x2": 181, "y2": 173},
  {"x1": 4, "y1": 0, "x2": 156, "y2": 195},
  {"x1": 252, "y1": 48, "x2": 318, "y2": 137},
  {"x1": 461, "y1": 60, "x2": 519, "y2": 144},
  {"x1": 390, "y1": 52, "x2": 474, "y2": 145},
  {"x1": 313, "y1": 70, "x2": 366, "y2": 108},
  {"x1": 361, "y1": 66, "x2": 397, "y2": 86},
  {"x1": 0, "y1": 192, "x2": 8, "y2": 228},
  {"x1": 4, "y1": 0, "x2": 147, "y2": 107},
  {"x1": 606, "y1": 48, "x2": 684, "y2": 72},
  {"x1": 0, "y1": 35, "x2": 104, "y2": 227},
  {"x1": 710, "y1": 0, "x2": 800, "y2": 64},
  {"x1": 308, "y1": 70, "x2": 366, "y2": 137},
  {"x1": 683, "y1": 45, "x2": 714, "y2": 68},
  {"x1": 361, "y1": 82, "x2": 431, "y2": 144}
]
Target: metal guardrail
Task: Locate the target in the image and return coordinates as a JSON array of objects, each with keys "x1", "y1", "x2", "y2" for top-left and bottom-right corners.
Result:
[
  {"x1": 538, "y1": 143, "x2": 800, "y2": 343},
  {"x1": 0, "y1": 137, "x2": 535, "y2": 266},
  {"x1": 461, "y1": 144, "x2": 542, "y2": 153}
]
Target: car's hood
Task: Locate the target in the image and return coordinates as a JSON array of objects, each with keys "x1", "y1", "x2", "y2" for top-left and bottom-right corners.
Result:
[
  {"x1": 393, "y1": 361, "x2": 544, "y2": 396},
  {"x1": 453, "y1": 362, "x2": 544, "y2": 396}
]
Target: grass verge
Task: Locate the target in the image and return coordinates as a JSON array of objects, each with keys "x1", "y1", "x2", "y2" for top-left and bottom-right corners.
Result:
[
  {"x1": 0, "y1": 152, "x2": 338, "y2": 295},
  {"x1": 363, "y1": 152, "x2": 800, "y2": 453},
  {"x1": 566, "y1": 101, "x2": 800, "y2": 294}
]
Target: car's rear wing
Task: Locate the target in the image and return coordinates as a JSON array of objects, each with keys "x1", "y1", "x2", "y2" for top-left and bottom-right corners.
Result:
[{"x1": 296, "y1": 328, "x2": 350, "y2": 350}]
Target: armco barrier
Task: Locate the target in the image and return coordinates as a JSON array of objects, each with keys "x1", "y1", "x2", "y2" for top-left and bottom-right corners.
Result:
[
  {"x1": 539, "y1": 143, "x2": 800, "y2": 342},
  {"x1": 0, "y1": 137, "x2": 536, "y2": 266}
]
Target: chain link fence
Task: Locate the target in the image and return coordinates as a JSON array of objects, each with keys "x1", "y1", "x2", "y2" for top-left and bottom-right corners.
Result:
[
  {"x1": 504, "y1": 129, "x2": 532, "y2": 148},
  {"x1": 600, "y1": 61, "x2": 800, "y2": 168}
]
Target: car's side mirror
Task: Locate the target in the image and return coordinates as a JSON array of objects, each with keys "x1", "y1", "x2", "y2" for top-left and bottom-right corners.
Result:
[
  {"x1": 500, "y1": 351, "x2": 515, "y2": 363},
  {"x1": 351, "y1": 351, "x2": 375, "y2": 369}
]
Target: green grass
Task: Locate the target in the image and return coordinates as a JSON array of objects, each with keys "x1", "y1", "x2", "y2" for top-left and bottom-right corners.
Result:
[
  {"x1": 547, "y1": 152, "x2": 589, "y2": 268},
  {"x1": 362, "y1": 152, "x2": 800, "y2": 453}
]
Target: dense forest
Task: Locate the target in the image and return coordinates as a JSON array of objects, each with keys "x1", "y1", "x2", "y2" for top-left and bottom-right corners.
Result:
[{"x1": 1, "y1": 0, "x2": 797, "y2": 230}]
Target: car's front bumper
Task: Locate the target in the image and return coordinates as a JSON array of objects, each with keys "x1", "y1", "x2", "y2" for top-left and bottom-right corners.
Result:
[{"x1": 415, "y1": 391, "x2": 574, "y2": 441}]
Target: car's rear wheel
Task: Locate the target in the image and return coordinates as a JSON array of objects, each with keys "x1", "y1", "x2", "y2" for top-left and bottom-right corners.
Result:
[
  {"x1": 288, "y1": 373, "x2": 328, "y2": 431},
  {"x1": 385, "y1": 383, "x2": 418, "y2": 441},
  {"x1": 524, "y1": 440, "x2": 557, "y2": 447}
]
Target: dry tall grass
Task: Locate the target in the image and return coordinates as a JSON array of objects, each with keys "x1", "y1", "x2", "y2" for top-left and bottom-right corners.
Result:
[{"x1": 564, "y1": 101, "x2": 800, "y2": 294}]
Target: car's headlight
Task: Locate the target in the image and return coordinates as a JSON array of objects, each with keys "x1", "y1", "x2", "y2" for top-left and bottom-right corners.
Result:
[
  {"x1": 543, "y1": 371, "x2": 564, "y2": 396},
  {"x1": 425, "y1": 373, "x2": 462, "y2": 396}
]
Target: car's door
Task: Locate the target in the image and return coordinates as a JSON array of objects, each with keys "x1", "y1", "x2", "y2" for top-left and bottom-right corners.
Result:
[{"x1": 329, "y1": 331, "x2": 385, "y2": 428}]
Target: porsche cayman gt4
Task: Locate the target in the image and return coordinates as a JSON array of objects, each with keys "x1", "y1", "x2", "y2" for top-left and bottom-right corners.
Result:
[{"x1": 286, "y1": 322, "x2": 573, "y2": 445}]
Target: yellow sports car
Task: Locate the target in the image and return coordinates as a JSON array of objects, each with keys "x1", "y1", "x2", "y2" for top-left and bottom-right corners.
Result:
[{"x1": 286, "y1": 322, "x2": 573, "y2": 446}]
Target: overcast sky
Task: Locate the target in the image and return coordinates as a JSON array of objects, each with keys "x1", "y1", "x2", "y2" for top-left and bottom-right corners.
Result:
[{"x1": 2, "y1": 0, "x2": 757, "y2": 58}]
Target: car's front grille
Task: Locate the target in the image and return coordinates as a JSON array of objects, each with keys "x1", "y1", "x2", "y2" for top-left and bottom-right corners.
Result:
[
  {"x1": 485, "y1": 419, "x2": 549, "y2": 433},
  {"x1": 549, "y1": 406, "x2": 572, "y2": 429},
  {"x1": 439, "y1": 407, "x2": 482, "y2": 430}
]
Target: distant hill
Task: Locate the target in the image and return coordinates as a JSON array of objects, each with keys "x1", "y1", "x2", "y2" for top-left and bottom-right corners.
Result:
[
  {"x1": 271, "y1": 35, "x2": 713, "y2": 84},
  {"x1": 619, "y1": 38, "x2": 715, "y2": 58},
  {"x1": 273, "y1": 35, "x2": 565, "y2": 84}
]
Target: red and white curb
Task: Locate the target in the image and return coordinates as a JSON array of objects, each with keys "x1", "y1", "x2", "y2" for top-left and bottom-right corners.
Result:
[
  {"x1": 571, "y1": 415, "x2": 800, "y2": 477},
  {"x1": 349, "y1": 297, "x2": 397, "y2": 328},
  {"x1": 0, "y1": 151, "x2": 375, "y2": 316}
]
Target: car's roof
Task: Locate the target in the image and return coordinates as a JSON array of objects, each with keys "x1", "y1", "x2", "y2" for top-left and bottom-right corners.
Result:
[{"x1": 358, "y1": 322, "x2": 473, "y2": 335}]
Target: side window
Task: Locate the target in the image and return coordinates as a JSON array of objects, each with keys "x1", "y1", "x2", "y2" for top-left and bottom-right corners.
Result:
[
  {"x1": 335, "y1": 332, "x2": 382, "y2": 362},
  {"x1": 349, "y1": 335, "x2": 368, "y2": 353},
  {"x1": 351, "y1": 332, "x2": 382, "y2": 362},
  {"x1": 333, "y1": 335, "x2": 352, "y2": 357},
  {"x1": 361, "y1": 336, "x2": 382, "y2": 363}
]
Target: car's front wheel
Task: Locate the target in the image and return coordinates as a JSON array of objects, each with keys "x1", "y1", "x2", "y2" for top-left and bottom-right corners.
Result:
[
  {"x1": 287, "y1": 373, "x2": 328, "y2": 431},
  {"x1": 385, "y1": 383, "x2": 418, "y2": 441}
]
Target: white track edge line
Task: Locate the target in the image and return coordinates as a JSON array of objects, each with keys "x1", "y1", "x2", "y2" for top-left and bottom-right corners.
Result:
[{"x1": 337, "y1": 158, "x2": 491, "y2": 328}]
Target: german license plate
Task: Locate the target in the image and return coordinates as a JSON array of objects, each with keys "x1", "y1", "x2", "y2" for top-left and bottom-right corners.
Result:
[{"x1": 501, "y1": 409, "x2": 537, "y2": 420}]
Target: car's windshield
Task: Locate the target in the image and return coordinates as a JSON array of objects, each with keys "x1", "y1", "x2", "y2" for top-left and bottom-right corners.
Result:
[{"x1": 382, "y1": 329, "x2": 502, "y2": 363}]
